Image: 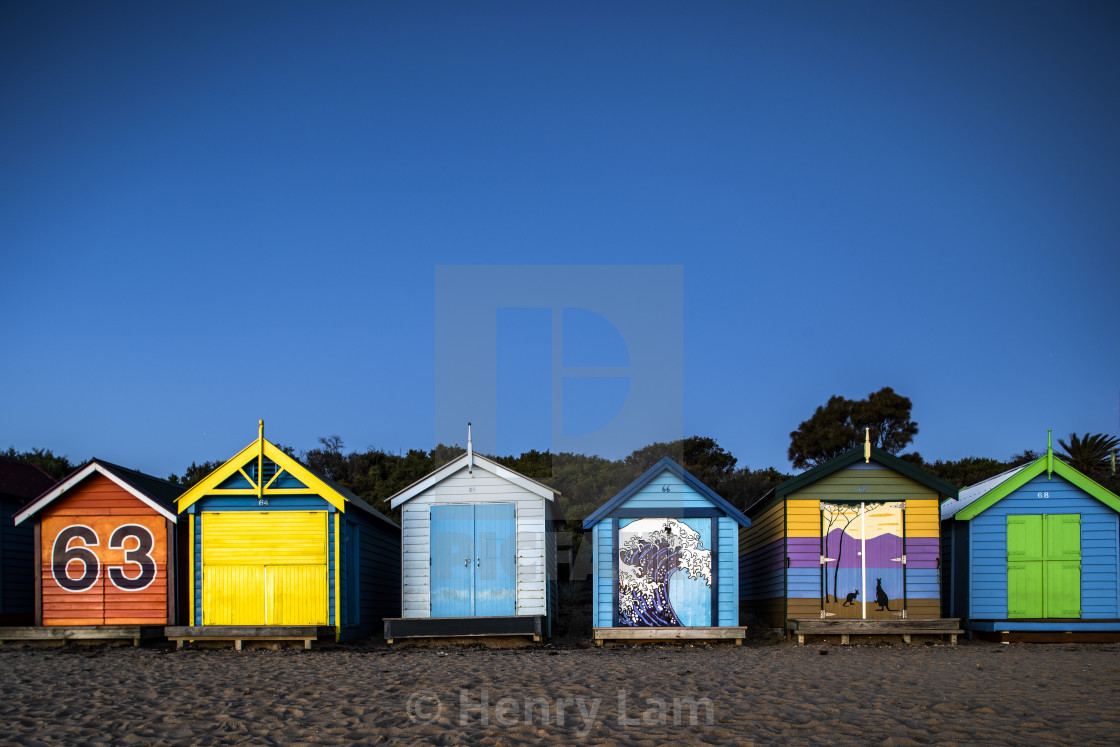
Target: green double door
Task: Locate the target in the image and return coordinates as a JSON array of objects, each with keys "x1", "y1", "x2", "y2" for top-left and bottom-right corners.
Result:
[{"x1": 1007, "y1": 514, "x2": 1080, "y2": 619}]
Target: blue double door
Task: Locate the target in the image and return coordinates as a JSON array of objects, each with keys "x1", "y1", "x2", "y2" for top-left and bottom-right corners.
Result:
[{"x1": 430, "y1": 503, "x2": 516, "y2": 617}]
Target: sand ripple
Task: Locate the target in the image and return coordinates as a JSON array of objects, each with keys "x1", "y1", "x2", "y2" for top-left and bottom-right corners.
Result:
[{"x1": 0, "y1": 641, "x2": 1118, "y2": 744}]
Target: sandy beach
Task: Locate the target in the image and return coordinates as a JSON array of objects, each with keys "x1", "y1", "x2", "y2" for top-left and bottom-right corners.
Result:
[{"x1": 2, "y1": 639, "x2": 1119, "y2": 746}]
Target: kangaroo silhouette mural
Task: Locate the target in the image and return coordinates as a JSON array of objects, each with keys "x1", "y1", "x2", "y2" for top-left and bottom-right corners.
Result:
[
  {"x1": 874, "y1": 578, "x2": 893, "y2": 612},
  {"x1": 820, "y1": 501, "x2": 904, "y2": 618}
]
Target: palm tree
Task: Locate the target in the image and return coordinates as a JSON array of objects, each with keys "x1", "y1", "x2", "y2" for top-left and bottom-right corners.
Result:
[{"x1": 1057, "y1": 432, "x2": 1120, "y2": 477}]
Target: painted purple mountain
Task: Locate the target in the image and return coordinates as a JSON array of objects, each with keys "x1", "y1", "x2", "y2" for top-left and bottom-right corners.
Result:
[{"x1": 823, "y1": 528, "x2": 903, "y2": 569}]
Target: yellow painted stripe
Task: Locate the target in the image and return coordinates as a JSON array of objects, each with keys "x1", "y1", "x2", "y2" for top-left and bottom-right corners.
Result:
[
  {"x1": 905, "y1": 499, "x2": 941, "y2": 538},
  {"x1": 788, "y1": 499, "x2": 821, "y2": 538}
]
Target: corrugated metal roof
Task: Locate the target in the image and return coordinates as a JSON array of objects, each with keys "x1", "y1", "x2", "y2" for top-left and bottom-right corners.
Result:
[{"x1": 940, "y1": 464, "x2": 1028, "y2": 520}]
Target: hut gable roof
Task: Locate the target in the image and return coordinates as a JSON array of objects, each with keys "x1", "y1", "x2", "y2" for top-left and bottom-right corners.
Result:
[
  {"x1": 946, "y1": 454, "x2": 1120, "y2": 521},
  {"x1": 775, "y1": 445, "x2": 957, "y2": 502},
  {"x1": 582, "y1": 457, "x2": 751, "y2": 530},
  {"x1": 175, "y1": 437, "x2": 397, "y2": 528},
  {"x1": 14, "y1": 459, "x2": 184, "y2": 525},
  {"x1": 389, "y1": 452, "x2": 559, "y2": 509},
  {"x1": 0, "y1": 455, "x2": 57, "y2": 503}
]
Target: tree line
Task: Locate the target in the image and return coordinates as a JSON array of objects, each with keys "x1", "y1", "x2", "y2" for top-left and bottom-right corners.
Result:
[{"x1": 6, "y1": 387, "x2": 1118, "y2": 535}]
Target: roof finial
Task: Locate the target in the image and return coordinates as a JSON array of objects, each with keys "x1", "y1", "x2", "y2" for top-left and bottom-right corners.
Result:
[
  {"x1": 467, "y1": 422, "x2": 474, "y2": 475},
  {"x1": 1047, "y1": 428, "x2": 1053, "y2": 480},
  {"x1": 258, "y1": 419, "x2": 265, "y2": 498},
  {"x1": 864, "y1": 427, "x2": 871, "y2": 464}
]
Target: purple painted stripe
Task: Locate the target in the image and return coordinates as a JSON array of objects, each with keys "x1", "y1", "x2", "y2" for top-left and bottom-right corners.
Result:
[
  {"x1": 906, "y1": 536, "x2": 940, "y2": 569},
  {"x1": 742, "y1": 538, "x2": 785, "y2": 573},
  {"x1": 788, "y1": 536, "x2": 819, "y2": 568}
]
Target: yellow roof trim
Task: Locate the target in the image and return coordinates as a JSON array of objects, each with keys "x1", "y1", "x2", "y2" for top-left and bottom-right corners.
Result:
[{"x1": 175, "y1": 438, "x2": 347, "y2": 513}]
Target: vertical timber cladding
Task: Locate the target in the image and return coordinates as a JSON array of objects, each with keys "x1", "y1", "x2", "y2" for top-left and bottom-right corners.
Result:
[{"x1": 202, "y1": 512, "x2": 328, "y2": 625}]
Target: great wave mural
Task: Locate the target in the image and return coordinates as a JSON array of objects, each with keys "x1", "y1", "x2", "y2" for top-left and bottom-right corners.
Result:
[
  {"x1": 820, "y1": 501, "x2": 905, "y2": 619},
  {"x1": 617, "y1": 517, "x2": 712, "y2": 627}
]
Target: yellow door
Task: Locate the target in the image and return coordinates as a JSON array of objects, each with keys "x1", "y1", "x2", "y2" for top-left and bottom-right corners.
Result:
[{"x1": 202, "y1": 512, "x2": 328, "y2": 625}]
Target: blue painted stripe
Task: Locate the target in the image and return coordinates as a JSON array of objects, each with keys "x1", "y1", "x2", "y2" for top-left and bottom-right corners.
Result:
[{"x1": 197, "y1": 495, "x2": 330, "y2": 511}]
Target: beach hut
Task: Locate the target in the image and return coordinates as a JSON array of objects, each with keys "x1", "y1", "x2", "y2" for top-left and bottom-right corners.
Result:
[
  {"x1": 941, "y1": 434, "x2": 1120, "y2": 642},
  {"x1": 740, "y1": 438, "x2": 961, "y2": 644},
  {"x1": 382, "y1": 433, "x2": 562, "y2": 643},
  {"x1": 7, "y1": 459, "x2": 182, "y2": 644},
  {"x1": 582, "y1": 457, "x2": 751, "y2": 645},
  {"x1": 0, "y1": 456, "x2": 57, "y2": 625},
  {"x1": 167, "y1": 423, "x2": 399, "y2": 648}
]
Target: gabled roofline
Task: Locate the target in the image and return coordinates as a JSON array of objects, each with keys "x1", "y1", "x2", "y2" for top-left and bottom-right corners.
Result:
[
  {"x1": 175, "y1": 437, "x2": 398, "y2": 528},
  {"x1": 774, "y1": 446, "x2": 958, "y2": 502},
  {"x1": 14, "y1": 460, "x2": 182, "y2": 525},
  {"x1": 582, "y1": 457, "x2": 751, "y2": 529},
  {"x1": 952, "y1": 455, "x2": 1120, "y2": 520},
  {"x1": 390, "y1": 452, "x2": 559, "y2": 509}
]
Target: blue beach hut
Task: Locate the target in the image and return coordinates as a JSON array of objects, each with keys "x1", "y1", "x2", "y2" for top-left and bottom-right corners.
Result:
[
  {"x1": 583, "y1": 457, "x2": 750, "y2": 645},
  {"x1": 941, "y1": 434, "x2": 1120, "y2": 642}
]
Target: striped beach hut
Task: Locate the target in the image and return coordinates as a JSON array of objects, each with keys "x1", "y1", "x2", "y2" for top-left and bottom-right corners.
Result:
[
  {"x1": 740, "y1": 440, "x2": 960, "y2": 644},
  {"x1": 10, "y1": 459, "x2": 183, "y2": 643},
  {"x1": 942, "y1": 434, "x2": 1120, "y2": 642},
  {"x1": 383, "y1": 433, "x2": 562, "y2": 643},
  {"x1": 170, "y1": 423, "x2": 399, "y2": 646},
  {"x1": 583, "y1": 457, "x2": 751, "y2": 645},
  {"x1": 1, "y1": 456, "x2": 58, "y2": 625}
]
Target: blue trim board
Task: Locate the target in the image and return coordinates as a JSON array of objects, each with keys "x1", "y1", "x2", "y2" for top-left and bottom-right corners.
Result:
[
  {"x1": 710, "y1": 517, "x2": 718, "y2": 626},
  {"x1": 611, "y1": 518, "x2": 619, "y2": 626},
  {"x1": 196, "y1": 495, "x2": 331, "y2": 511},
  {"x1": 609, "y1": 508, "x2": 724, "y2": 518},
  {"x1": 584, "y1": 457, "x2": 750, "y2": 529},
  {"x1": 966, "y1": 621, "x2": 1120, "y2": 632}
]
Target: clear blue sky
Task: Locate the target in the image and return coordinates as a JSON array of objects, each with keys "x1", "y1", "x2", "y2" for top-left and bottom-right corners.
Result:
[{"x1": 2, "y1": 2, "x2": 1118, "y2": 479}]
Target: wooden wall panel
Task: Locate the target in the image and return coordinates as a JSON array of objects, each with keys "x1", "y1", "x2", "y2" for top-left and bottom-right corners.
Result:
[{"x1": 40, "y1": 511, "x2": 169, "y2": 626}]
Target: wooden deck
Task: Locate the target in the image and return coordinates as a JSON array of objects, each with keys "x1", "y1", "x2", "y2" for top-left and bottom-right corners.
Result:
[
  {"x1": 592, "y1": 627, "x2": 746, "y2": 646},
  {"x1": 0, "y1": 625, "x2": 166, "y2": 646},
  {"x1": 384, "y1": 615, "x2": 544, "y2": 643},
  {"x1": 787, "y1": 618, "x2": 962, "y2": 645},
  {"x1": 164, "y1": 626, "x2": 334, "y2": 650}
]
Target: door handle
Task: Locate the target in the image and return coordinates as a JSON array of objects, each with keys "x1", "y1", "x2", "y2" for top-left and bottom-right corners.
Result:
[
  {"x1": 464, "y1": 557, "x2": 471, "y2": 568},
  {"x1": 477, "y1": 557, "x2": 480, "y2": 567}
]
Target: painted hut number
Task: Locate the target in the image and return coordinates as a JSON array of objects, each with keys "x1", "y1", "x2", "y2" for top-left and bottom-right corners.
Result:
[
  {"x1": 1037, "y1": 492, "x2": 1049, "y2": 498},
  {"x1": 51, "y1": 524, "x2": 158, "y2": 593},
  {"x1": 661, "y1": 485, "x2": 671, "y2": 493}
]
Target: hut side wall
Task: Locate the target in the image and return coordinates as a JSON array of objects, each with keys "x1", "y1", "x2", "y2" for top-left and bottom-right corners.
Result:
[
  {"x1": 39, "y1": 474, "x2": 172, "y2": 626},
  {"x1": 0, "y1": 497, "x2": 35, "y2": 623},
  {"x1": 358, "y1": 509, "x2": 401, "y2": 631},
  {"x1": 398, "y1": 465, "x2": 550, "y2": 618},
  {"x1": 739, "y1": 500, "x2": 786, "y2": 628},
  {"x1": 590, "y1": 468, "x2": 739, "y2": 627},
  {"x1": 593, "y1": 521, "x2": 612, "y2": 627},
  {"x1": 967, "y1": 473, "x2": 1120, "y2": 621},
  {"x1": 786, "y1": 499, "x2": 820, "y2": 619},
  {"x1": 905, "y1": 498, "x2": 941, "y2": 618}
]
